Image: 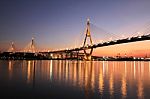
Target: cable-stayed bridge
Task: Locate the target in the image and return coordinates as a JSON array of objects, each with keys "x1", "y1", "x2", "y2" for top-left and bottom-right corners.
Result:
[{"x1": 1, "y1": 19, "x2": 150, "y2": 60}]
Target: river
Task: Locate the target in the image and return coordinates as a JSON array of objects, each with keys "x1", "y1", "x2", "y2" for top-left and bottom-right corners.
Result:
[{"x1": 0, "y1": 60, "x2": 150, "y2": 99}]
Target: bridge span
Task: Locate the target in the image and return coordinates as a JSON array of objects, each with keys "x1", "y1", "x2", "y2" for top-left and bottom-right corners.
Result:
[
  {"x1": 45, "y1": 34, "x2": 150, "y2": 53},
  {"x1": 1, "y1": 19, "x2": 150, "y2": 60}
]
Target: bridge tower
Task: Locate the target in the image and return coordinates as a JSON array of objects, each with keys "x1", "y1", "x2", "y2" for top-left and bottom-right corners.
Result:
[
  {"x1": 30, "y1": 37, "x2": 36, "y2": 53},
  {"x1": 24, "y1": 37, "x2": 36, "y2": 53},
  {"x1": 7, "y1": 42, "x2": 15, "y2": 53},
  {"x1": 83, "y1": 18, "x2": 93, "y2": 60}
]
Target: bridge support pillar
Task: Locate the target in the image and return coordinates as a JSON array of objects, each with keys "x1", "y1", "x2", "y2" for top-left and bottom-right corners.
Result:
[
  {"x1": 84, "y1": 54, "x2": 92, "y2": 61},
  {"x1": 83, "y1": 18, "x2": 93, "y2": 61}
]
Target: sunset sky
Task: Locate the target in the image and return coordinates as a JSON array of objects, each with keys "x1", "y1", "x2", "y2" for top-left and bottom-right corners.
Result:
[{"x1": 0, "y1": 0, "x2": 150, "y2": 57}]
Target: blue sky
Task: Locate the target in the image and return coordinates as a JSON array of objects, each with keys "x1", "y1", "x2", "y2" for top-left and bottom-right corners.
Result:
[{"x1": 0, "y1": 0, "x2": 150, "y2": 52}]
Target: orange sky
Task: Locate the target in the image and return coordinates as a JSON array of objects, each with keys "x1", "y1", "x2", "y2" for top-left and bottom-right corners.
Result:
[{"x1": 93, "y1": 40, "x2": 150, "y2": 57}]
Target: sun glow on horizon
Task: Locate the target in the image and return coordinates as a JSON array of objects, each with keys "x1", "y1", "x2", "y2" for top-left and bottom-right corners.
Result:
[{"x1": 93, "y1": 40, "x2": 150, "y2": 57}]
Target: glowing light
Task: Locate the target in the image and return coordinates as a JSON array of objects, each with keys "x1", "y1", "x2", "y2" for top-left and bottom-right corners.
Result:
[
  {"x1": 137, "y1": 79, "x2": 144, "y2": 99},
  {"x1": 109, "y1": 73, "x2": 114, "y2": 95},
  {"x1": 99, "y1": 65, "x2": 104, "y2": 95},
  {"x1": 50, "y1": 60, "x2": 53, "y2": 80},
  {"x1": 121, "y1": 76, "x2": 127, "y2": 98},
  {"x1": 27, "y1": 61, "x2": 31, "y2": 83},
  {"x1": 8, "y1": 61, "x2": 12, "y2": 71}
]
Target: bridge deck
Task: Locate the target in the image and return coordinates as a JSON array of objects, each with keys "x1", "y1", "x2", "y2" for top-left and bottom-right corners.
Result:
[{"x1": 43, "y1": 34, "x2": 150, "y2": 53}]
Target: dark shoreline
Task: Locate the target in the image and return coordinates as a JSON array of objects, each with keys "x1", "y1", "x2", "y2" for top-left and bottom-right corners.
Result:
[{"x1": 0, "y1": 52, "x2": 150, "y2": 61}]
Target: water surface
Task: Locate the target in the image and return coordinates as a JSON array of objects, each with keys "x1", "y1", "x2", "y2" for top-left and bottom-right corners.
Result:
[{"x1": 0, "y1": 60, "x2": 150, "y2": 99}]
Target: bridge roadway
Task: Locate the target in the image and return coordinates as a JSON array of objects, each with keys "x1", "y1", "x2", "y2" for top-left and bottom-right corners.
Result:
[{"x1": 41, "y1": 34, "x2": 150, "y2": 54}]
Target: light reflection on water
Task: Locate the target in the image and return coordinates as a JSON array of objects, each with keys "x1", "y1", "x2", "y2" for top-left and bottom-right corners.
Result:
[{"x1": 0, "y1": 60, "x2": 150, "y2": 99}]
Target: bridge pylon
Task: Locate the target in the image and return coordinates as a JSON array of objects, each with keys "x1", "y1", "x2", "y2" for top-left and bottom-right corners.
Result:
[
  {"x1": 23, "y1": 37, "x2": 36, "y2": 53},
  {"x1": 7, "y1": 42, "x2": 15, "y2": 53},
  {"x1": 83, "y1": 18, "x2": 93, "y2": 60}
]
